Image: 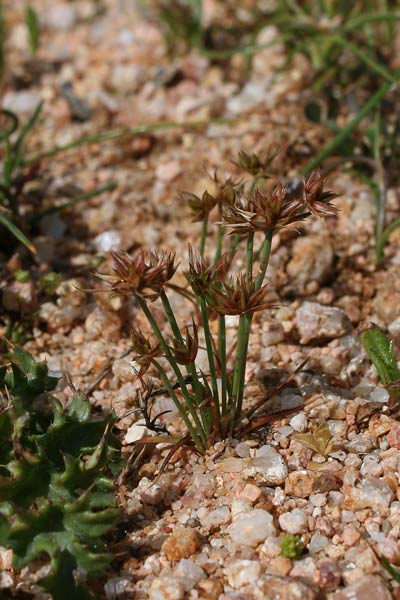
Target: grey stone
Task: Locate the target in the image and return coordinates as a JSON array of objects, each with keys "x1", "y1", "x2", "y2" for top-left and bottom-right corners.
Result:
[
  {"x1": 229, "y1": 509, "x2": 276, "y2": 547},
  {"x1": 296, "y1": 302, "x2": 351, "y2": 344},
  {"x1": 278, "y1": 508, "x2": 309, "y2": 534},
  {"x1": 243, "y1": 446, "x2": 288, "y2": 486}
]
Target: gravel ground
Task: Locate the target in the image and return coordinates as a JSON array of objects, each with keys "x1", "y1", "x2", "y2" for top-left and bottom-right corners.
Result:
[{"x1": 2, "y1": 1, "x2": 400, "y2": 598}]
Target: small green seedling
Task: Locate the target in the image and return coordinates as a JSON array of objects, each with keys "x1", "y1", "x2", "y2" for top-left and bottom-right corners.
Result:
[
  {"x1": 280, "y1": 534, "x2": 304, "y2": 560},
  {"x1": 25, "y1": 5, "x2": 41, "y2": 57},
  {"x1": 360, "y1": 323, "x2": 400, "y2": 403}
]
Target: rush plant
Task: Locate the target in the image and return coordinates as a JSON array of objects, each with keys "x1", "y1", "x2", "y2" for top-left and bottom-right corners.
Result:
[{"x1": 102, "y1": 151, "x2": 338, "y2": 452}]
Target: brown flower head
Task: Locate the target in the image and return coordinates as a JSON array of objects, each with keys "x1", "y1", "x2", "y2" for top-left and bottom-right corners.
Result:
[
  {"x1": 131, "y1": 327, "x2": 163, "y2": 376},
  {"x1": 182, "y1": 190, "x2": 217, "y2": 222},
  {"x1": 168, "y1": 319, "x2": 198, "y2": 365},
  {"x1": 223, "y1": 182, "x2": 306, "y2": 235},
  {"x1": 207, "y1": 273, "x2": 273, "y2": 316},
  {"x1": 209, "y1": 171, "x2": 243, "y2": 207},
  {"x1": 233, "y1": 147, "x2": 280, "y2": 178},
  {"x1": 302, "y1": 170, "x2": 339, "y2": 218},
  {"x1": 104, "y1": 249, "x2": 177, "y2": 301},
  {"x1": 186, "y1": 246, "x2": 228, "y2": 296}
]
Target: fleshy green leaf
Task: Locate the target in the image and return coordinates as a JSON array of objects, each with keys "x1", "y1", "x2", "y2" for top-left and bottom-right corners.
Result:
[
  {"x1": 40, "y1": 551, "x2": 94, "y2": 600},
  {"x1": 360, "y1": 324, "x2": 400, "y2": 401}
]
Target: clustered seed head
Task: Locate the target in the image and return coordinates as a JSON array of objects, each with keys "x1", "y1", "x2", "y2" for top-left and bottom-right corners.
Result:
[
  {"x1": 233, "y1": 147, "x2": 280, "y2": 178},
  {"x1": 168, "y1": 320, "x2": 199, "y2": 365},
  {"x1": 131, "y1": 327, "x2": 162, "y2": 375},
  {"x1": 186, "y1": 246, "x2": 228, "y2": 295},
  {"x1": 182, "y1": 190, "x2": 217, "y2": 222},
  {"x1": 223, "y1": 169, "x2": 338, "y2": 235},
  {"x1": 104, "y1": 249, "x2": 177, "y2": 300},
  {"x1": 207, "y1": 273, "x2": 273, "y2": 316}
]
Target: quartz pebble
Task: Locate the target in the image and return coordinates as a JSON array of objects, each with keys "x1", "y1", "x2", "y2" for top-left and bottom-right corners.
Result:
[
  {"x1": 296, "y1": 302, "x2": 351, "y2": 344},
  {"x1": 149, "y1": 577, "x2": 185, "y2": 600},
  {"x1": 225, "y1": 560, "x2": 262, "y2": 589},
  {"x1": 201, "y1": 506, "x2": 231, "y2": 531},
  {"x1": 229, "y1": 509, "x2": 276, "y2": 547},
  {"x1": 289, "y1": 412, "x2": 308, "y2": 433},
  {"x1": 278, "y1": 508, "x2": 309, "y2": 534},
  {"x1": 242, "y1": 447, "x2": 288, "y2": 485},
  {"x1": 330, "y1": 575, "x2": 392, "y2": 600},
  {"x1": 174, "y1": 559, "x2": 205, "y2": 591}
]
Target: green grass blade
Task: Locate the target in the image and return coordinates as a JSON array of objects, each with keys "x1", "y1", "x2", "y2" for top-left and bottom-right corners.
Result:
[
  {"x1": 30, "y1": 183, "x2": 117, "y2": 222},
  {"x1": 376, "y1": 218, "x2": 400, "y2": 266},
  {"x1": 302, "y1": 67, "x2": 400, "y2": 174},
  {"x1": 0, "y1": 212, "x2": 36, "y2": 253}
]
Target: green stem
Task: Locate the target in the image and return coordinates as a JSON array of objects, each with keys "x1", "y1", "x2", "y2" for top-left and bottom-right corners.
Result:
[
  {"x1": 230, "y1": 230, "x2": 273, "y2": 426},
  {"x1": 302, "y1": 68, "x2": 400, "y2": 174},
  {"x1": 335, "y1": 36, "x2": 395, "y2": 83},
  {"x1": 245, "y1": 233, "x2": 254, "y2": 286},
  {"x1": 218, "y1": 315, "x2": 227, "y2": 418},
  {"x1": 24, "y1": 116, "x2": 238, "y2": 166},
  {"x1": 214, "y1": 205, "x2": 224, "y2": 263},
  {"x1": 200, "y1": 217, "x2": 208, "y2": 258},
  {"x1": 136, "y1": 295, "x2": 207, "y2": 446},
  {"x1": 30, "y1": 183, "x2": 117, "y2": 222},
  {"x1": 255, "y1": 229, "x2": 273, "y2": 290},
  {"x1": 160, "y1": 291, "x2": 209, "y2": 435},
  {"x1": 199, "y1": 295, "x2": 220, "y2": 421},
  {"x1": 152, "y1": 359, "x2": 205, "y2": 452},
  {"x1": 345, "y1": 12, "x2": 400, "y2": 33},
  {"x1": 376, "y1": 218, "x2": 400, "y2": 266}
]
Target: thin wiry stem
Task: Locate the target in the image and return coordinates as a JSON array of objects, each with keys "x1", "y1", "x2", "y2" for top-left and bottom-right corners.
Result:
[
  {"x1": 152, "y1": 359, "x2": 205, "y2": 452},
  {"x1": 136, "y1": 295, "x2": 207, "y2": 447},
  {"x1": 160, "y1": 291, "x2": 210, "y2": 435},
  {"x1": 198, "y1": 295, "x2": 220, "y2": 424}
]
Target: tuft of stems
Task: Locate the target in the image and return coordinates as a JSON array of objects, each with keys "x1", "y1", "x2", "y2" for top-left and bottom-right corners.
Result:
[{"x1": 104, "y1": 153, "x2": 339, "y2": 451}]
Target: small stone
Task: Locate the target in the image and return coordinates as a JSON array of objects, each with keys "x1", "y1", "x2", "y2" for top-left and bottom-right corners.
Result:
[
  {"x1": 285, "y1": 471, "x2": 316, "y2": 498},
  {"x1": 345, "y1": 433, "x2": 376, "y2": 453},
  {"x1": 287, "y1": 234, "x2": 334, "y2": 290},
  {"x1": 235, "y1": 442, "x2": 250, "y2": 458},
  {"x1": 387, "y1": 422, "x2": 400, "y2": 449},
  {"x1": 197, "y1": 579, "x2": 224, "y2": 599},
  {"x1": 174, "y1": 559, "x2": 205, "y2": 591},
  {"x1": 137, "y1": 477, "x2": 164, "y2": 506},
  {"x1": 2, "y1": 281, "x2": 36, "y2": 312},
  {"x1": 370, "y1": 386, "x2": 390, "y2": 404},
  {"x1": 308, "y1": 532, "x2": 329, "y2": 554},
  {"x1": 343, "y1": 477, "x2": 394, "y2": 511},
  {"x1": 290, "y1": 557, "x2": 318, "y2": 582},
  {"x1": 267, "y1": 556, "x2": 292, "y2": 577},
  {"x1": 259, "y1": 576, "x2": 318, "y2": 600},
  {"x1": 2, "y1": 90, "x2": 42, "y2": 114},
  {"x1": 149, "y1": 577, "x2": 185, "y2": 600},
  {"x1": 239, "y1": 483, "x2": 262, "y2": 503},
  {"x1": 125, "y1": 420, "x2": 155, "y2": 444},
  {"x1": 202, "y1": 506, "x2": 231, "y2": 531},
  {"x1": 342, "y1": 524, "x2": 361, "y2": 547},
  {"x1": 225, "y1": 560, "x2": 262, "y2": 589},
  {"x1": 388, "y1": 316, "x2": 400, "y2": 338},
  {"x1": 318, "y1": 561, "x2": 341, "y2": 590},
  {"x1": 156, "y1": 160, "x2": 182, "y2": 182},
  {"x1": 296, "y1": 302, "x2": 351, "y2": 344},
  {"x1": 162, "y1": 528, "x2": 202, "y2": 561},
  {"x1": 330, "y1": 575, "x2": 391, "y2": 600},
  {"x1": 229, "y1": 509, "x2": 276, "y2": 547},
  {"x1": 262, "y1": 321, "x2": 285, "y2": 346},
  {"x1": 45, "y1": 3, "x2": 77, "y2": 31},
  {"x1": 94, "y1": 230, "x2": 121, "y2": 253},
  {"x1": 289, "y1": 412, "x2": 308, "y2": 433},
  {"x1": 279, "y1": 508, "x2": 308, "y2": 534},
  {"x1": 243, "y1": 447, "x2": 288, "y2": 486}
]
